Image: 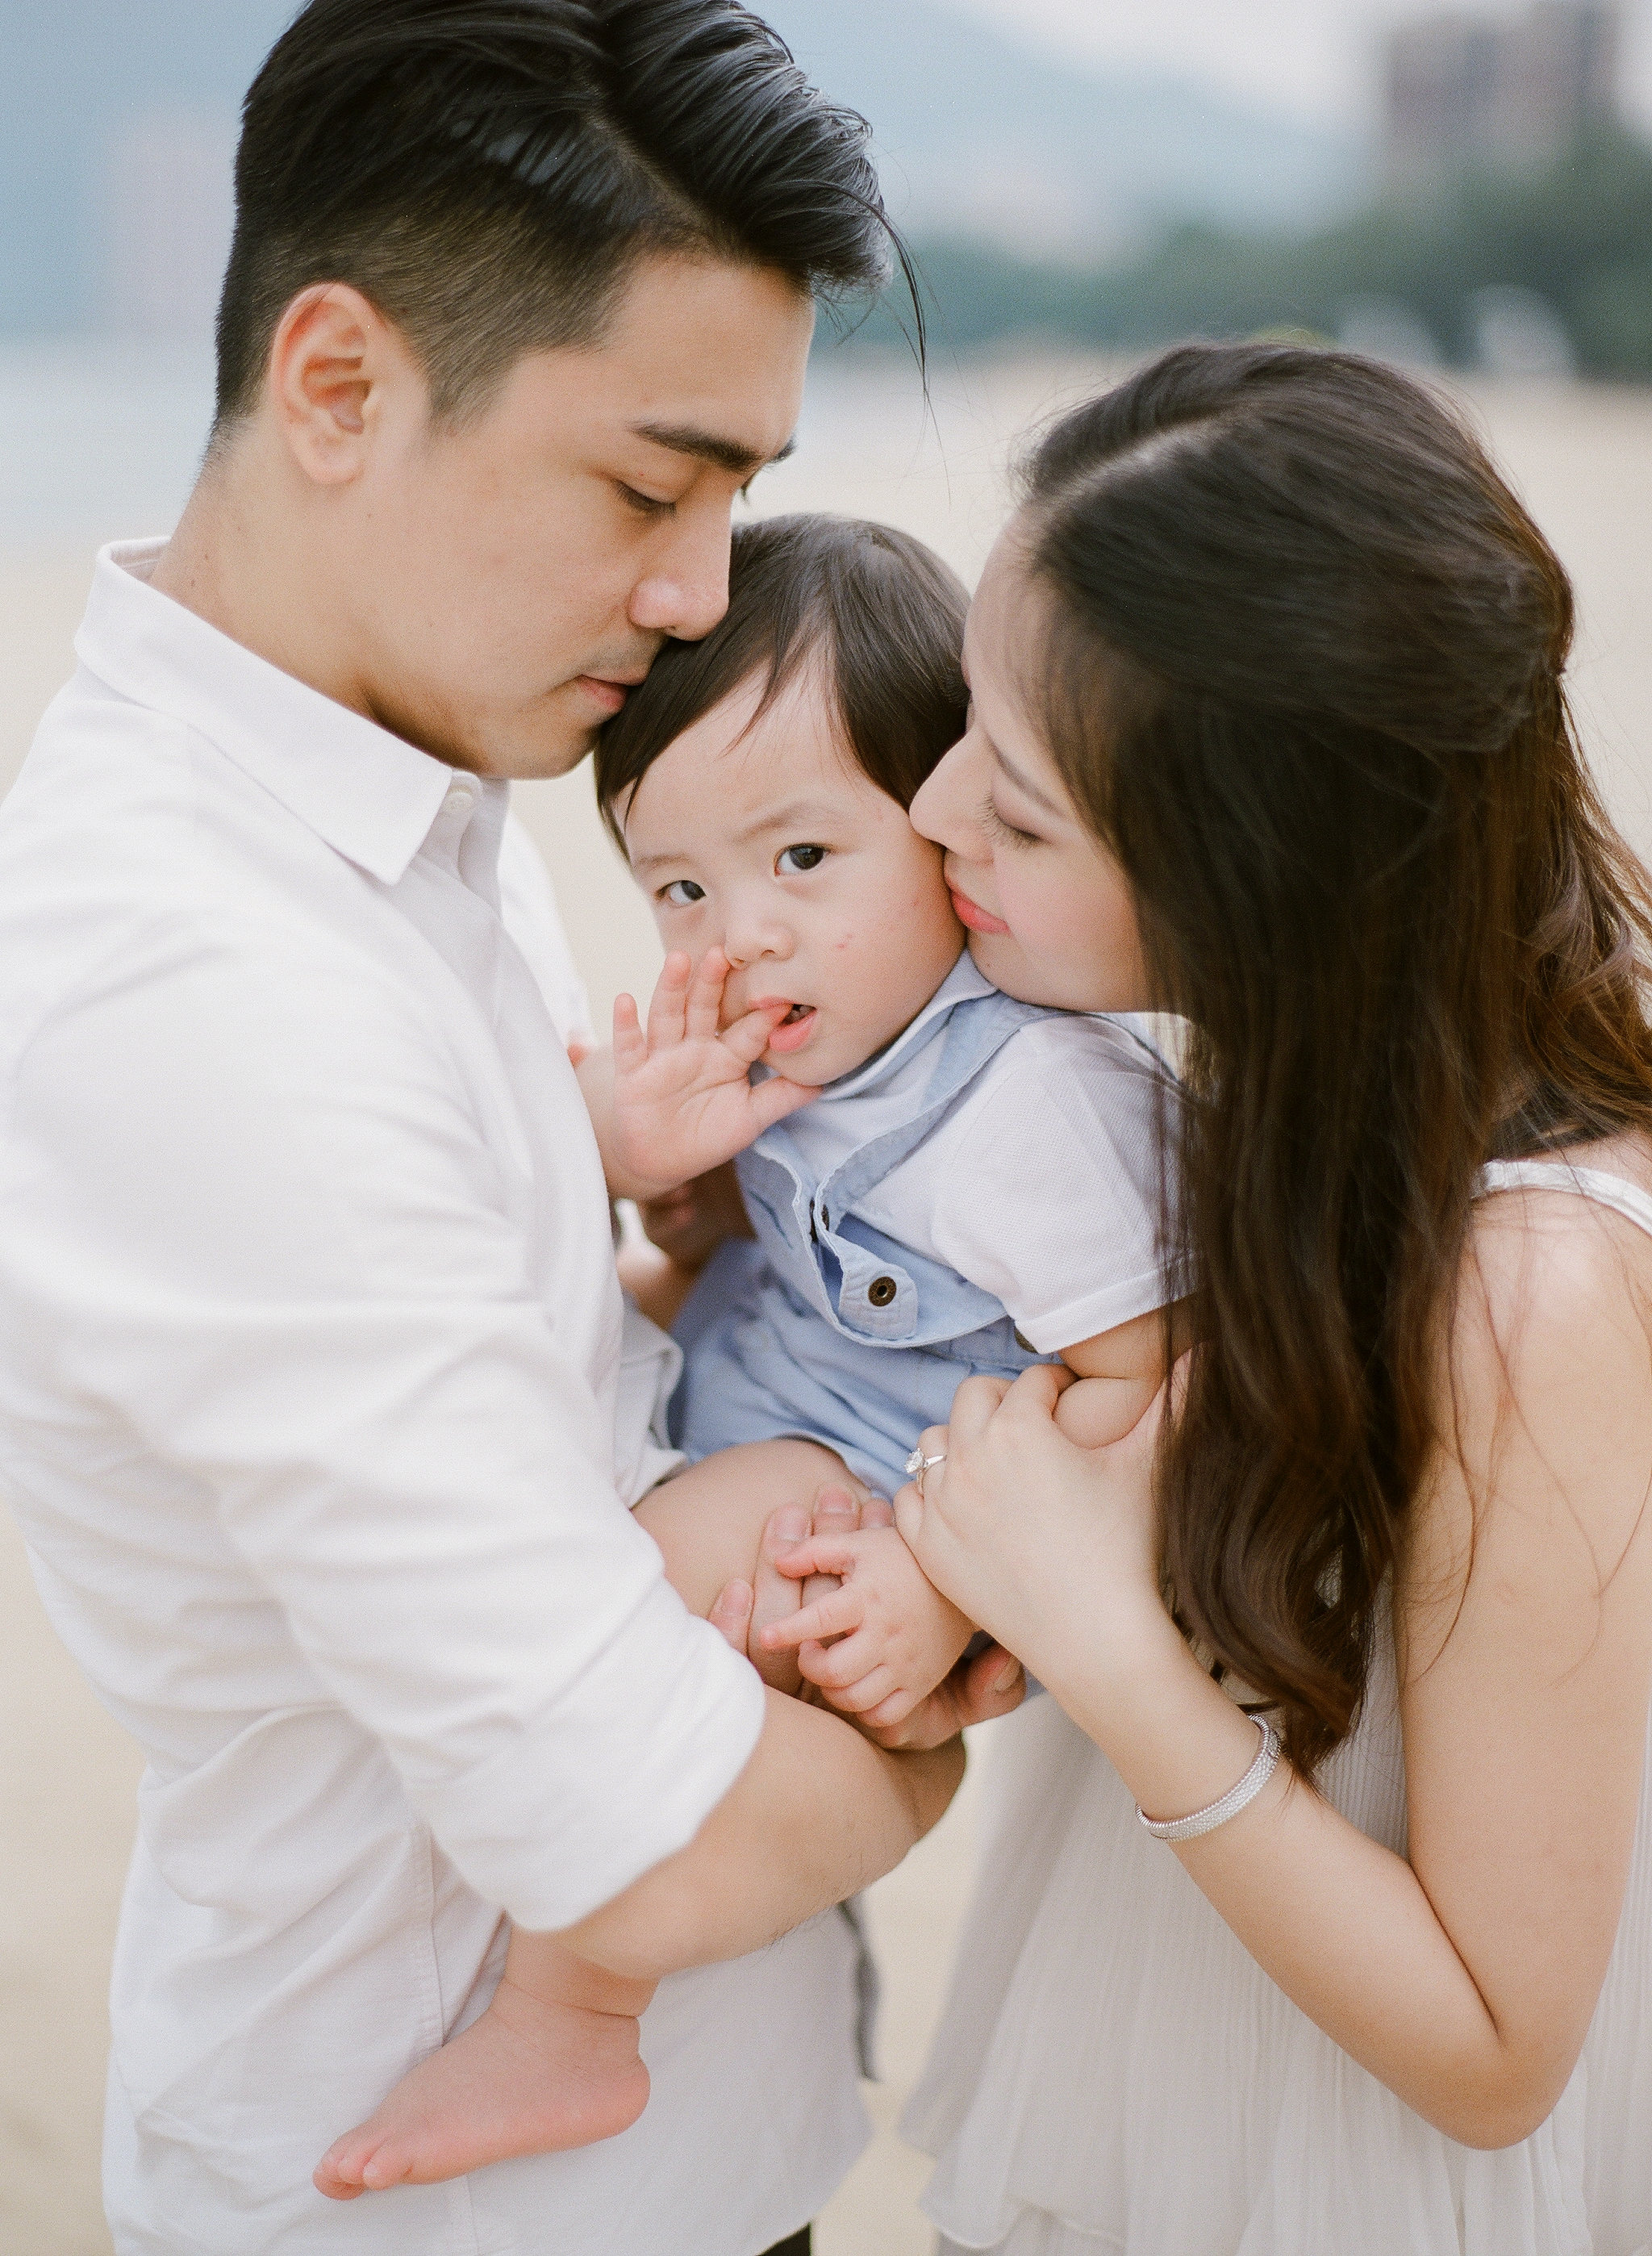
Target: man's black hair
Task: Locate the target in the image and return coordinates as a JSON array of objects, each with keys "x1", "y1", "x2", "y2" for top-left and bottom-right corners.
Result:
[
  {"x1": 216, "y1": 0, "x2": 912, "y2": 428},
  {"x1": 595, "y1": 513, "x2": 969, "y2": 838}
]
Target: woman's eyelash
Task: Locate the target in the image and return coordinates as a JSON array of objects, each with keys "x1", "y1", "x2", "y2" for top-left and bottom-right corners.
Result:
[{"x1": 982, "y1": 800, "x2": 1039, "y2": 848}]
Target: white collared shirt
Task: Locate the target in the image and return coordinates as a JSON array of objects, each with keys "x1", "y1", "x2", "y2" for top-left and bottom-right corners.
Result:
[{"x1": 0, "y1": 543, "x2": 865, "y2": 2254}]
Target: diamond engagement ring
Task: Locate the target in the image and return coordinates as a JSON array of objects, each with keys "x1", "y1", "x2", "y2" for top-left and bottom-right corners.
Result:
[{"x1": 904, "y1": 1447, "x2": 947, "y2": 1489}]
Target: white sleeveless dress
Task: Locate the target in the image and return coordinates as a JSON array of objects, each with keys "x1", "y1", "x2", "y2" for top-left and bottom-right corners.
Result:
[{"x1": 907, "y1": 1162, "x2": 1652, "y2": 2256}]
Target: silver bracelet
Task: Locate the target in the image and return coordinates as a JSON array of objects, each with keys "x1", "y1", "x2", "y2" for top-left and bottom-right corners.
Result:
[{"x1": 1137, "y1": 1717, "x2": 1281, "y2": 1842}]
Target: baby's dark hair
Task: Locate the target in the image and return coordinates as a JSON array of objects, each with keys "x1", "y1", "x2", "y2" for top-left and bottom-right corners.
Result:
[{"x1": 595, "y1": 513, "x2": 968, "y2": 846}]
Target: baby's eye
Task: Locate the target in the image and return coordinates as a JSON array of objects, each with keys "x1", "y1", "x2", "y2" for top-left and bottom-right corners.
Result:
[
  {"x1": 776, "y1": 844, "x2": 827, "y2": 876},
  {"x1": 659, "y1": 879, "x2": 706, "y2": 907}
]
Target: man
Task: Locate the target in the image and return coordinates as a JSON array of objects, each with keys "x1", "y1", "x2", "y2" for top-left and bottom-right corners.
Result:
[{"x1": 0, "y1": 6, "x2": 1010, "y2": 2250}]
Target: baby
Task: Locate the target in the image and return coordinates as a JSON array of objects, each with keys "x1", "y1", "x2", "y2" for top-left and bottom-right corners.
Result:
[{"x1": 317, "y1": 513, "x2": 1184, "y2": 2200}]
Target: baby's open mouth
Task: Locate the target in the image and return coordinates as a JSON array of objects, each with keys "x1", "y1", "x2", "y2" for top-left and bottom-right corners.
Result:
[{"x1": 766, "y1": 1002, "x2": 818, "y2": 1055}]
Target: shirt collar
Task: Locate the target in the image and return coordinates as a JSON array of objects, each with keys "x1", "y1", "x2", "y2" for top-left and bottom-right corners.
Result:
[
  {"x1": 76, "y1": 539, "x2": 462, "y2": 886},
  {"x1": 821, "y1": 950, "x2": 998, "y2": 1102}
]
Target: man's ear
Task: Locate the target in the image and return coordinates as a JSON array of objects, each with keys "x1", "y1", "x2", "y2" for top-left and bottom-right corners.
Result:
[{"x1": 266, "y1": 283, "x2": 416, "y2": 488}]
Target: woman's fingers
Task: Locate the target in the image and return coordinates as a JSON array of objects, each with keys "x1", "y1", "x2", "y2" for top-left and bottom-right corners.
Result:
[
  {"x1": 946, "y1": 1374, "x2": 1014, "y2": 1448},
  {"x1": 893, "y1": 1479, "x2": 925, "y2": 1553},
  {"x1": 707, "y1": 1578, "x2": 755, "y2": 1656},
  {"x1": 1002, "y1": 1362, "x2": 1074, "y2": 1417},
  {"x1": 860, "y1": 1496, "x2": 895, "y2": 1530}
]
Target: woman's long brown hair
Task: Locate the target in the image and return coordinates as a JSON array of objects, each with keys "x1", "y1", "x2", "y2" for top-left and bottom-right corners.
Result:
[{"x1": 1021, "y1": 343, "x2": 1652, "y2": 1773}]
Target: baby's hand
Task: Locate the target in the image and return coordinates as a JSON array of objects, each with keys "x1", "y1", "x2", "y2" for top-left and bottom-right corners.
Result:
[
  {"x1": 759, "y1": 1519, "x2": 976, "y2": 1729},
  {"x1": 610, "y1": 949, "x2": 816, "y2": 1198}
]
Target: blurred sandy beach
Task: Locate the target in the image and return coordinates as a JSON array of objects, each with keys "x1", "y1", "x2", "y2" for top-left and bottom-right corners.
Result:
[{"x1": 2, "y1": 352, "x2": 1650, "y2": 2256}]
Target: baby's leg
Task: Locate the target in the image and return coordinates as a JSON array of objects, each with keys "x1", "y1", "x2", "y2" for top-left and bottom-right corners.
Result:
[{"x1": 315, "y1": 1439, "x2": 874, "y2": 2200}]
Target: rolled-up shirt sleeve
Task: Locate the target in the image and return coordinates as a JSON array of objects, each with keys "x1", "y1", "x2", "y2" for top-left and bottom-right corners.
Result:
[{"x1": 3, "y1": 920, "x2": 763, "y2": 1931}]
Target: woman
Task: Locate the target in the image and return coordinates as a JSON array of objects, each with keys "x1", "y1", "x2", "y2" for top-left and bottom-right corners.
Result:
[{"x1": 893, "y1": 343, "x2": 1652, "y2": 2254}]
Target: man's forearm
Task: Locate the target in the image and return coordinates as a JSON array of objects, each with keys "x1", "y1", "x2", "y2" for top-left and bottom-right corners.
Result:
[{"x1": 552, "y1": 1691, "x2": 964, "y2": 1980}]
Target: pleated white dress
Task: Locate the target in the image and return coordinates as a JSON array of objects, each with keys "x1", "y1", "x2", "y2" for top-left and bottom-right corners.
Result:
[{"x1": 906, "y1": 1163, "x2": 1652, "y2": 2256}]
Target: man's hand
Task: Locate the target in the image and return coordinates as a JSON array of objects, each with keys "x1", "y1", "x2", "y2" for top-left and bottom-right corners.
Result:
[
  {"x1": 758, "y1": 1517, "x2": 977, "y2": 1729},
  {"x1": 605, "y1": 950, "x2": 816, "y2": 1201}
]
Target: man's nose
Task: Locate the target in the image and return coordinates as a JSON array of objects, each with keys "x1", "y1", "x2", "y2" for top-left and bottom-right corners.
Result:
[{"x1": 628, "y1": 508, "x2": 732, "y2": 645}]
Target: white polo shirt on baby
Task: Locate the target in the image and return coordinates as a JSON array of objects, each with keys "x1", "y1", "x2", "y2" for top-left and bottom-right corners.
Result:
[{"x1": 0, "y1": 542, "x2": 865, "y2": 2255}]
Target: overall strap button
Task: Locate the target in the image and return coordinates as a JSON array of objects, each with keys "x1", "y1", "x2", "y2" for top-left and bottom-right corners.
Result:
[{"x1": 867, "y1": 1275, "x2": 899, "y2": 1308}]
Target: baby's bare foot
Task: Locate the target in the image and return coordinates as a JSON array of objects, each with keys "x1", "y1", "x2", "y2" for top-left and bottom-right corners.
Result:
[{"x1": 312, "y1": 1978, "x2": 650, "y2": 2200}]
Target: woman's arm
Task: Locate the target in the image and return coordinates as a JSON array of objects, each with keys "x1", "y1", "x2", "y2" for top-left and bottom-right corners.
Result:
[{"x1": 895, "y1": 1193, "x2": 1652, "y2": 2147}]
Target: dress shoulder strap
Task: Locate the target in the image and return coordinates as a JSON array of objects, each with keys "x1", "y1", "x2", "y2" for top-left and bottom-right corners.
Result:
[{"x1": 1475, "y1": 1159, "x2": 1652, "y2": 1243}]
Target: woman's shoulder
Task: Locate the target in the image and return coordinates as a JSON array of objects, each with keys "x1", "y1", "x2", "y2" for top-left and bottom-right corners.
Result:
[
  {"x1": 1422, "y1": 1134, "x2": 1652, "y2": 1573},
  {"x1": 1466, "y1": 1134, "x2": 1652, "y2": 1316}
]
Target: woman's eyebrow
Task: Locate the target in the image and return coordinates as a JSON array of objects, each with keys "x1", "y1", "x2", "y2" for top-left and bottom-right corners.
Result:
[{"x1": 991, "y1": 742, "x2": 1062, "y2": 815}]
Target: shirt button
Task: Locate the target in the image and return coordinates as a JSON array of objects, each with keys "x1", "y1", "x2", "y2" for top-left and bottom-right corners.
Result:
[
  {"x1": 443, "y1": 782, "x2": 477, "y2": 817},
  {"x1": 867, "y1": 1276, "x2": 898, "y2": 1308}
]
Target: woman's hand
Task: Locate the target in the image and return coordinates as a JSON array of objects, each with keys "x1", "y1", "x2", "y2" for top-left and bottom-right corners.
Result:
[{"x1": 894, "y1": 1364, "x2": 1174, "y2": 1698}]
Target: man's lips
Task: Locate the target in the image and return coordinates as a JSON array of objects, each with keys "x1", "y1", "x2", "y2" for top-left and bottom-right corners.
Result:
[
  {"x1": 574, "y1": 672, "x2": 648, "y2": 716},
  {"x1": 949, "y1": 885, "x2": 1012, "y2": 937}
]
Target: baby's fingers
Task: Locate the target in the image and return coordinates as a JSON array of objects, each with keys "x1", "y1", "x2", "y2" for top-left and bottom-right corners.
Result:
[
  {"x1": 612, "y1": 992, "x2": 647, "y2": 1071},
  {"x1": 820, "y1": 1665, "x2": 904, "y2": 1719},
  {"x1": 758, "y1": 1583, "x2": 863, "y2": 1650},
  {"x1": 683, "y1": 947, "x2": 732, "y2": 1041},
  {"x1": 770, "y1": 1535, "x2": 857, "y2": 1584},
  {"x1": 645, "y1": 952, "x2": 694, "y2": 1047},
  {"x1": 722, "y1": 999, "x2": 791, "y2": 1064},
  {"x1": 797, "y1": 1630, "x2": 888, "y2": 1694}
]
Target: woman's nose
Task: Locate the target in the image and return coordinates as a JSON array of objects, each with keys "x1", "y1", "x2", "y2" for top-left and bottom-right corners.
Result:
[{"x1": 910, "y1": 737, "x2": 980, "y2": 855}]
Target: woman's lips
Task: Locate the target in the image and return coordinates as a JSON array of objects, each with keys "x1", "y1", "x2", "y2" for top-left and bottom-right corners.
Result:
[{"x1": 949, "y1": 886, "x2": 1012, "y2": 937}]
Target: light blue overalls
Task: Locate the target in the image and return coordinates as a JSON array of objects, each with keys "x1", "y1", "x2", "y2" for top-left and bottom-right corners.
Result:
[
  {"x1": 670, "y1": 978, "x2": 1066, "y2": 1501},
  {"x1": 669, "y1": 976, "x2": 1070, "y2": 2077}
]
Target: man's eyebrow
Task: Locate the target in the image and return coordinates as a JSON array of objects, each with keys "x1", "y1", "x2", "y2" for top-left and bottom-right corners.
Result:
[
  {"x1": 629, "y1": 421, "x2": 797, "y2": 479},
  {"x1": 991, "y1": 742, "x2": 1062, "y2": 815}
]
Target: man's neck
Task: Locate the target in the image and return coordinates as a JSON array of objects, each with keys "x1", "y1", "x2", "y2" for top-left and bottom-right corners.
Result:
[{"x1": 149, "y1": 431, "x2": 374, "y2": 722}]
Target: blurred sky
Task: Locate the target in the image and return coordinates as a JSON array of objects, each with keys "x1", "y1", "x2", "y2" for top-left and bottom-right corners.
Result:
[{"x1": 961, "y1": 0, "x2": 1652, "y2": 130}]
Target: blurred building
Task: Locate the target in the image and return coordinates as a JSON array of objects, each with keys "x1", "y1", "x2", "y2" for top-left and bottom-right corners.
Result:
[{"x1": 1385, "y1": 1, "x2": 1621, "y2": 195}]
